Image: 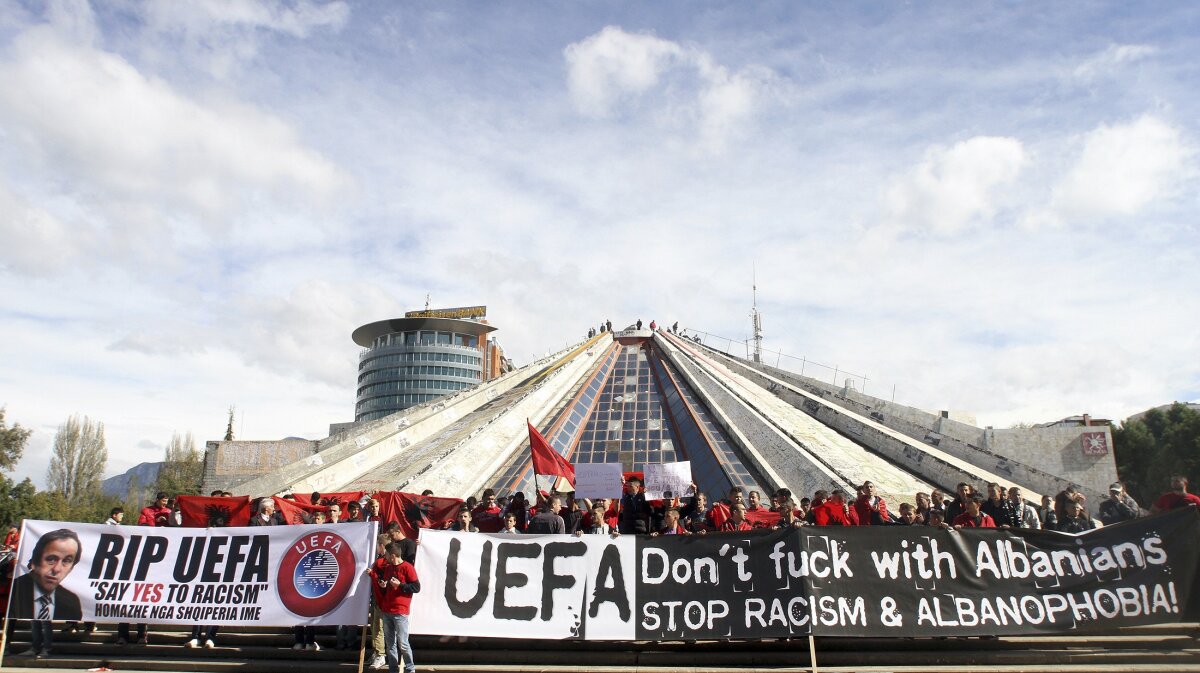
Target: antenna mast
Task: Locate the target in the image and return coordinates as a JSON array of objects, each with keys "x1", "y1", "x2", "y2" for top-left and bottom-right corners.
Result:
[{"x1": 750, "y1": 269, "x2": 763, "y2": 363}]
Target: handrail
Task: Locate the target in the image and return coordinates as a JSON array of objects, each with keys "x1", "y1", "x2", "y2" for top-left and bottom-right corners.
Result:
[{"x1": 678, "y1": 326, "x2": 883, "y2": 397}]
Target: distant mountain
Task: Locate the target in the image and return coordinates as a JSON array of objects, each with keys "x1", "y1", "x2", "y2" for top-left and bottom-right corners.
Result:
[
  {"x1": 102, "y1": 461, "x2": 163, "y2": 497},
  {"x1": 1125, "y1": 401, "x2": 1200, "y2": 424}
]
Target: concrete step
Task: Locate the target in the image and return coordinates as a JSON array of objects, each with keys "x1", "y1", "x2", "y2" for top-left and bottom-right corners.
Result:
[
  {"x1": 6, "y1": 641, "x2": 1199, "y2": 668},
  {"x1": 1, "y1": 655, "x2": 360, "y2": 673},
  {"x1": 5, "y1": 647, "x2": 1200, "y2": 672},
  {"x1": 9, "y1": 665, "x2": 1200, "y2": 673},
  {"x1": 9, "y1": 624, "x2": 1198, "y2": 651},
  {"x1": 5, "y1": 624, "x2": 1199, "y2": 672}
]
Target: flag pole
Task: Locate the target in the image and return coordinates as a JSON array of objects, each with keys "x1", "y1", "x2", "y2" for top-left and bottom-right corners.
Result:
[
  {"x1": 527, "y1": 418, "x2": 540, "y2": 506},
  {"x1": 357, "y1": 624, "x2": 368, "y2": 673},
  {"x1": 808, "y1": 634, "x2": 819, "y2": 672}
]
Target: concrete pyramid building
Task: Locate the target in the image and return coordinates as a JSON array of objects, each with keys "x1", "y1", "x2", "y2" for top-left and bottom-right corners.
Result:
[{"x1": 203, "y1": 327, "x2": 1118, "y2": 509}]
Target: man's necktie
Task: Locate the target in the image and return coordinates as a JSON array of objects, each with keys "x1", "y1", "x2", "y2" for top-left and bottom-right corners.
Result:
[{"x1": 37, "y1": 594, "x2": 51, "y2": 620}]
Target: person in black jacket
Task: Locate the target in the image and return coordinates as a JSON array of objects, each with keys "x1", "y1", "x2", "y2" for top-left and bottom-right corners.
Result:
[
  {"x1": 619, "y1": 477, "x2": 651, "y2": 534},
  {"x1": 560, "y1": 495, "x2": 585, "y2": 535},
  {"x1": 944, "y1": 482, "x2": 974, "y2": 525},
  {"x1": 1098, "y1": 482, "x2": 1140, "y2": 525},
  {"x1": 248, "y1": 498, "x2": 279, "y2": 526},
  {"x1": 527, "y1": 496, "x2": 565, "y2": 534},
  {"x1": 1057, "y1": 500, "x2": 1096, "y2": 534},
  {"x1": 11, "y1": 529, "x2": 83, "y2": 620},
  {"x1": 981, "y1": 483, "x2": 1018, "y2": 528}
]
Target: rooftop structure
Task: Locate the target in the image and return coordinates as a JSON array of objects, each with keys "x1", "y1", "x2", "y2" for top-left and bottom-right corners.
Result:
[{"x1": 351, "y1": 307, "x2": 505, "y2": 423}]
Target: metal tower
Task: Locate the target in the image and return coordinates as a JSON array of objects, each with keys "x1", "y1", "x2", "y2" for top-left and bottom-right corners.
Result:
[{"x1": 750, "y1": 272, "x2": 763, "y2": 363}]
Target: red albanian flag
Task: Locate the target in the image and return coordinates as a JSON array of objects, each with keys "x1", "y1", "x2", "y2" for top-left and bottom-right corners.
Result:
[
  {"x1": 528, "y1": 421, "x2": 575, "y2": 485},
  {"x1": 376, "y1": 491, "x2": 464, "y2": 539},
  {"x1": 707, "y1": 502, "x2": 780, "y2": 529},
  {"x1": 272, "y1": 497, "x2": 318, "y2": 525},
  {"x1": 177, "y1": 495, "x2": 251, "y2": 528},
  {"x1": 744, "y1": 508, "x2": 782, "y2": 528}
]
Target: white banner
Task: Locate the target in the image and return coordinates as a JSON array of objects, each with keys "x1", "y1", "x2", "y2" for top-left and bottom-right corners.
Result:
[
  {"x1": 644, "y1": 461, "x2": 695, "y2": 500},
  {"x1": 410, "y1": 529, "x2": 636, "y2": 640},
  {"x1": 573, "y1": 463, "x2": 624, "y2": 499},
  {"x1": 8, "y1": 520, "x2": 377, "y2": 626}
]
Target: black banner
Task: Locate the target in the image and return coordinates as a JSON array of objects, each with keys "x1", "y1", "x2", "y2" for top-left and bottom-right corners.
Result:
[
  {"x1": 414, "y1": 508, "x2": 1200, "y2": 639},
  {"x1": 635, "y1": 508, "x2": 1199, "y2": 639}
]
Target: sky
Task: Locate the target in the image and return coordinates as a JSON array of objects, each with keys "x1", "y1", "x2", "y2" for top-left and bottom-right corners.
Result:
[{"x1": 1, "y1": 0, "x2": 1197, "y2": 488}]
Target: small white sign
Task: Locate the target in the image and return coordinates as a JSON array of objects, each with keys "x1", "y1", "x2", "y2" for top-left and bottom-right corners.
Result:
[
  {"x1": 644, "y1": 461, "x2": 695, "y2": 500},
  {"x1": 574, "y1": 463, "x2": 624, "y2": 499}
]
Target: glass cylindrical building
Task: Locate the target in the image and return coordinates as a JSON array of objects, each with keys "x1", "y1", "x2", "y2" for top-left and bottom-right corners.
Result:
[{"x1": 352, "y1": 317, "x2": 498, "y2": 422}]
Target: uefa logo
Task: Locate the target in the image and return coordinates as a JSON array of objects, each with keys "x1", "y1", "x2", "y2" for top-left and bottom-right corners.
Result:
[{"x1": 277, "y1": 531, "x2": 357, "y2": 617}]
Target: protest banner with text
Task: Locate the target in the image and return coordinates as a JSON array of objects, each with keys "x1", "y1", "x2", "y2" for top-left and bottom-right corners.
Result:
[
  {"x1": 643, "y1": 461, "x2": 695, "y2": 500},
  {"x1": 7, "y1": 520, "x2": 377, "y2": 626},
  {"x1": 573, "y1": 463, "x2": 624, "y2": 500},
  {"x1": 412, "y1": 508, "x2": 1200, "y2": 639}
]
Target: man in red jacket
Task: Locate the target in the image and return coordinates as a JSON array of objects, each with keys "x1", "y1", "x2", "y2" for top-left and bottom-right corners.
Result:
[
  {"x1": 471, "y1": 489, "x2": 504, "y2": 533},
  {"x1": 138, "y1": 492, "x2": 172, "y2": 527},
  {"x1": 371, "y1": 542, "x2": 420, "y2": 673},
  {"x1": 719, "y1": 503, "x2": 753, "y2": 531},
  {"x1": 853, "y1": 481, "x2": 890, "y2": 525}
]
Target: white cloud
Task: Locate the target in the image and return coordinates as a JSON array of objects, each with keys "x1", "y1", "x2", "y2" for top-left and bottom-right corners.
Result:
[
  {"x1": 564, "y1": 26, "x2": 684, "y2": 116},
  {"x1": 1073, "y1": 43, "x2": 1157, "y2": 80},
  {"x1": 107, "y1": 331, "x2": 207, "y2": 357},
  {"x1": 0, "y1": 182, "x2": 86, "y2": 275},
  {"x1": 885, "y1": 136, "x2": 1027, "y2": 235},
  {"x1": 131, "y1": 0, "x2": 349, "y2": 77},
  {"x1": 223, "y1": 280, "x2": 401, "y2": 388},
  {"x1": 42, "y1": 0, "x2": 99, "y2": 44},
  {"x1": 1050, "y1": 115, "x2": 1193, "y2": 220},
  {"x1": 138, "y1": 0, "x2": 350, "y2": 38},
  {"x1": 0, "y1": 25, "x2": 351, "y2": 270},
  {"x1": 564, "y1": 26, "x2": 774, "y2": 150},
  {"x1": 0, "y1": 29, "x2": 347, "y2": 211}
]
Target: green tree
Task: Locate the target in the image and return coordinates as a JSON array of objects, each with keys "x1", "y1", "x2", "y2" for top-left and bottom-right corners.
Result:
[
  {"x1": 47, "y1": 414, "x2": 108, "y2": 505},
  {"x1": 5, "y1": 476, "x2": 68, "y2": 523},
  {"x1": 0, "y1": 471, "x2": 117, "y2": 527},
  {"x1": 1114, "y1": 403, "x2": 1200, "y2": 506},
  {"x1": 154, "y1": 431, "x2": 203, "y2": 497},
  {"x1": 0, "y1": 406, "x2": 33, "y2": 471},
  {"x1": 0, "y1": 474, "x2": 20, "y2": 526}
]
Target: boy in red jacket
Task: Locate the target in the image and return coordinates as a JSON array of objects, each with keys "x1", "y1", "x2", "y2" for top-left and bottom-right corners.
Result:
[
  {"x1": 953, "y1": 495, "x2": 997, "y2": 529},
  {"x1": 371, "y1": 542, "x2": 420, "y2": 673}
]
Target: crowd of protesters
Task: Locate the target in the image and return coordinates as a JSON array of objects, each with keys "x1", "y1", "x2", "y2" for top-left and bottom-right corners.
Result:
[
  {"x1": 386, "y1": 474, "x2": 1182, "y2": 540},
  {"x1": 3, "y1": 474, "x2": 1198, "y2": 667}
]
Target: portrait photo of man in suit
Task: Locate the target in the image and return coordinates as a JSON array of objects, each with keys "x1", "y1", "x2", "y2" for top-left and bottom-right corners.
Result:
[{"x1": 9, "y1": 528, "x2": 83, "y2": 622}]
